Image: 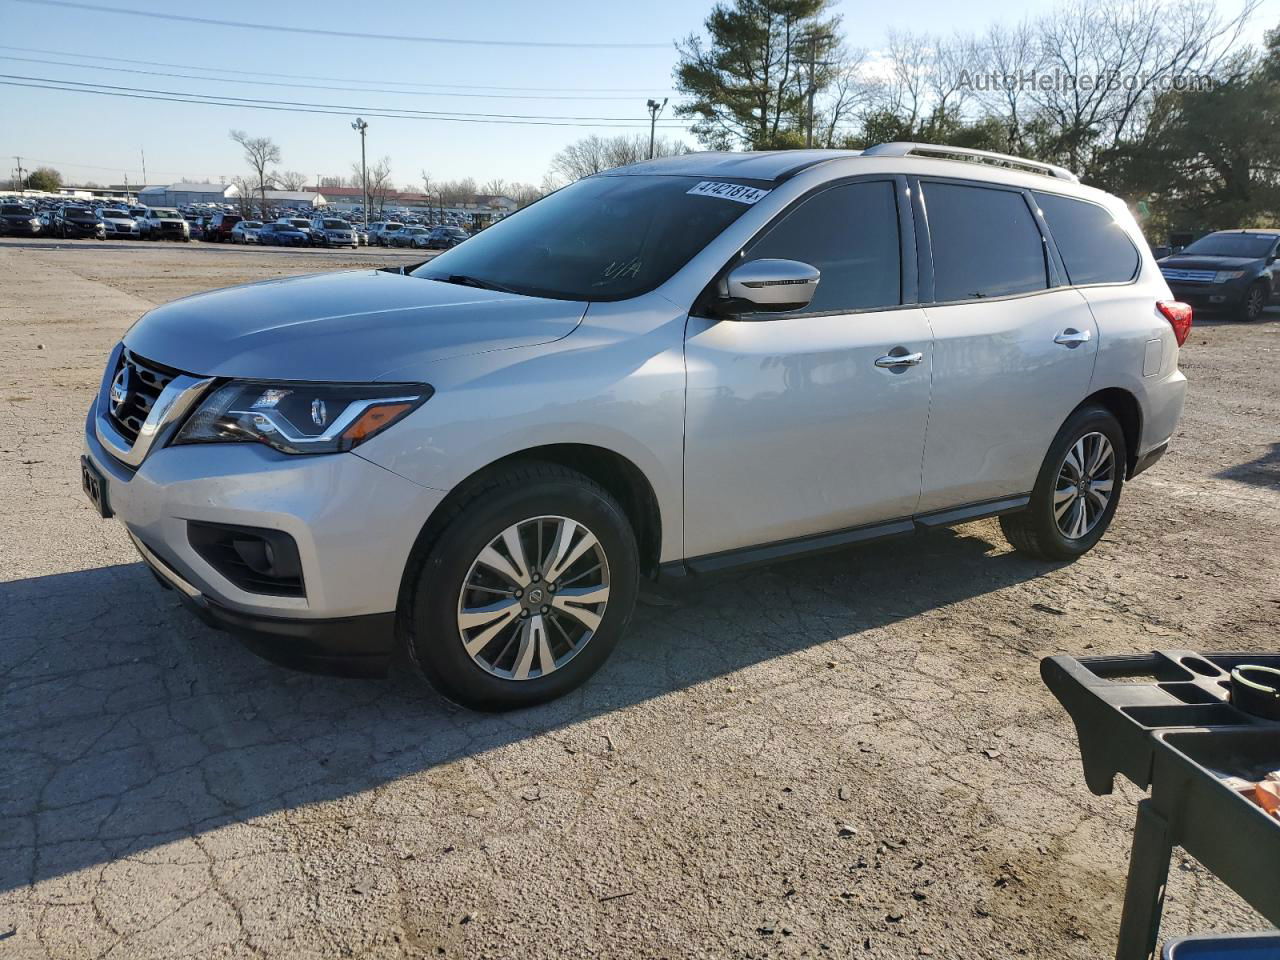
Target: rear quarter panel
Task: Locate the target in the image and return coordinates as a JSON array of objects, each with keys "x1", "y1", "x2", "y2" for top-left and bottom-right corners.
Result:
[{"x1": 1081, "y1": 205, "x2": 1187, "y2": 458}]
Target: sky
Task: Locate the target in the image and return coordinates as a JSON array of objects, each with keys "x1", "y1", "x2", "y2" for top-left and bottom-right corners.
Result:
[{"x1": 1, "y1": 0, "x2": 1275, "y2": 191}]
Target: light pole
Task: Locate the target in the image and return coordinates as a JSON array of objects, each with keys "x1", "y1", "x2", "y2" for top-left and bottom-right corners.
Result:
[
  {"x1": 351, "y1": 117, "x2": 368, "y2": 226},
  {"x1": 646, "y1": 98, "x2": 668, "y2": 160}
]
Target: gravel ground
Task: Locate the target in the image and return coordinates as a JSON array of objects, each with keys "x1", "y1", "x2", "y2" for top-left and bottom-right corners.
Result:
[{"x1": 1, "y1": 236, "x2": 1277, "y2": 959}]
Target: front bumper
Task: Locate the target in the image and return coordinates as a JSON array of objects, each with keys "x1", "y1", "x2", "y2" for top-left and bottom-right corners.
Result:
[
  {"x1": 62, "y1": 224, "x2": 105, "y2": 238},
  {"x1": 83, "y1": 381, "x2": 445, "y2": 671},
  {"x1": 135, "y1": 534, "x2": 397, "y2": 675},
  {"x1": 1165, "y1": 278, "x2": 1253, "y2": 309}
]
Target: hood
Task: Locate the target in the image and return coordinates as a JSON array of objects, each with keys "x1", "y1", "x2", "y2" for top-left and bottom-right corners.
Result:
[
  {"x1": 1159, "y1": 255, "x2": 1260, "y2": 271},
  {"x1": 123, "y1": 269, "x2": 587, "y2": 381}
]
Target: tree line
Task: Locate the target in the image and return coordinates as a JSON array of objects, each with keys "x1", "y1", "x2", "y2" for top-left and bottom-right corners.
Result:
[{"x1": 673, "y1": 0, "x2": 1280, "y2": 239}]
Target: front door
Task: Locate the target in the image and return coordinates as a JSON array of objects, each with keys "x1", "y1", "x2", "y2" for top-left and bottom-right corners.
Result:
[{"x1": 683, "y1": 179, "x2": 933, "y2": 559}]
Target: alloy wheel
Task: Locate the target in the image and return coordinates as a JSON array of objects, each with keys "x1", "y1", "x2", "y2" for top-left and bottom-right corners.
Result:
[
  {"x1": 456, "y1": 515, "x2": 610, "y2": 681},
  {"x1": 1246, "y1": 286, "x2": 1265, "y2": 321},
  {"x1": 1054, "y1": 432, "x2": 1116, "y2": 539}
]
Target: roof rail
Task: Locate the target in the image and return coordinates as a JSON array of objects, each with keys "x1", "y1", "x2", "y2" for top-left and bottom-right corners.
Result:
[{"x1": 862, "y1": 142, "x2": 1079, "y2": 183}]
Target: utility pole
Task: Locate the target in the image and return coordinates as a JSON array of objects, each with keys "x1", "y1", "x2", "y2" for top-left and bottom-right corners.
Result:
[
  {"x1": 351, "y1": 117, "x2": 368, "y2": 227},
  {"x1": 140, "y1": 148, "x2": 147, "y2": 185},
  {"x1": 13, "y1": 156, "x2": 25, "y2": 192},
  {"x1": 646, "y1": 98, "x2": 668, "y2": 159},
  {"x1": 797, "y1": 32, "x2": 833, "y2": 149}
]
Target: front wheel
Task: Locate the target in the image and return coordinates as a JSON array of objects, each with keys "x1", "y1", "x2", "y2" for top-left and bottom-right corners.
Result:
[
  {"x1": 1239, "y1": 282, "x2": 1268, "y2": 323},
  {"x1": 404, "y1": 462, "x2": 639, "y2": 711},
  {"x1": 1000, "y1": 404, "x2": 1126, "y2": 561}
]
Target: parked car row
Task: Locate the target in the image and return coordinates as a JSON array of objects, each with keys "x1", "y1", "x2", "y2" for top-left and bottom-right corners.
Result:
[
  {"x1": 369, "y1": 222, "x2": 469, "y2": 249},
  {"x1": 1, "y1": 194, "x2": 473, "y2": 253}
]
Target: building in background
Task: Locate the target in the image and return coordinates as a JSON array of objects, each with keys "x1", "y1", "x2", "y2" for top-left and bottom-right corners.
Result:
[
  {"x1": 137, "y1": 182, "x2": 239, "y2": 207},
  {"x1": 263, "y1": 190, "x2": 326, "y2": 209}
]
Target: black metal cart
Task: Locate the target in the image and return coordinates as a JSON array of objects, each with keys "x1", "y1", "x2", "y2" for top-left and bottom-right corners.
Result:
[{"x1": 1041, "y1": 649, "x2": 1280, "y2": 960}]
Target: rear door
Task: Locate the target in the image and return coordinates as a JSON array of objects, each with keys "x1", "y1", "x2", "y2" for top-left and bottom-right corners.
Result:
[
  {"x1": 914, "y1": 178, "x2": 1098, "y2": 512},
  {"x1": 683, "y1": 177, "x2": 934, "y2": 558}
]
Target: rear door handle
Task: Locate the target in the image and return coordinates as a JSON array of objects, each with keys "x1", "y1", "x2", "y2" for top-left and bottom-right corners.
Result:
[
  {"x1": 1054, "y1": 328, "x2": 1092, "y2": 346},
  {"x1": 874, "y1": 351, "x2": 924, "y2": 369}
]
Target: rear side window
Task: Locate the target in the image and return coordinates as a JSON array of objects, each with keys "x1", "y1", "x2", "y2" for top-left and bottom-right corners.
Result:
[
  {"x1": 746, "y1": 180, "x2": 901, "y2": 314},
  {"x1": 1034, "y1": 192, "x2": 1139, "y2": 285},
  {"x1": 923, "y1": 182, "x2": 1048, "y2": 301}
]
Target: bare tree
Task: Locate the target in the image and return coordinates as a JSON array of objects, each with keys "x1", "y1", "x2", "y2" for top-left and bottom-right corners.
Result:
[
  {"x1": 1028, "y1": 0, "x2": 1262, "y2": 170},
  {"x1": 549, "y1": 134, "x2": 689, "y2": 184},
  {"x1": 275, "y1": 170, "x2": 308, "y2": 191},
  {"x1": 229, "y1": 129, "x2": 281, "y2": 211},
  {"x1": 815, "y1": 45, "x2": 876, "y2": 146},
  {"x1": 353, "y1": 156, "x2": 395, "y2": 216},
  {"x1": 435, "y1": 177, "x2": 477, "y2": 207},
  {"x1": 230, "y1": 176, "x2": 259, "y2": 217},
  {"x1": 507, "y1": 182, "x2": 545, "y2": 208}
]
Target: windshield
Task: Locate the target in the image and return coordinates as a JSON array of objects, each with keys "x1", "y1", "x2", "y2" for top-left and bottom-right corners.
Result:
[
  {"x1": 322, "y1": 219, "x2": 347, "y2": 229},
  {"x1": 101, "y1": 210, "x2": 130, "y2": 219},
  {"x1": 65, "y1": 209, "x2": 96, "y2": 220},
  {"x1": 2, "y1": 205, "x2": 32, "y2": 215},
  {"x1": 289, "y1": 219, "x2": 309, "y2": 228},
  {"x1": 411, "y1": 175, "x2": 758, "y2": 301},
  {"x1": 243, "y1": 221, "x2": 262, "y2": 228},
  {"x1": 152, "y1": 209, "x2": 179, "y2": 218},
  {"x1": 1179, "y1": 233, "x2": 1276, "y2": 258}
]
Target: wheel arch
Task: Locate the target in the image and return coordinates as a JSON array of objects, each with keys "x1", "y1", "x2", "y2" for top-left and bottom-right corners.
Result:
[
  {"x1": 1077, "y1": 387, "x2": 1142, "y2": 477},
  {"x1": 400, "y1": 442, "x2": 663, "y2": 602}
]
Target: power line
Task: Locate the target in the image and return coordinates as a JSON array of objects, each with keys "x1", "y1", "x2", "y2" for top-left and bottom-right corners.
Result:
[
  {"x1": 0, "y1": 54, "x2": 669, "y2": 101},
  {"x1": 8, "y1": 0, "x2": 673, "y2": 50},
  {"x1": 0, "y1": 73, "x2": 689, "y2": 123},
  {"x1": 0, "y1": 45, "x2": 677, "y2": 94},
  {"x1": 1, "y1": 78, "x2": 690, "y2": 129}
]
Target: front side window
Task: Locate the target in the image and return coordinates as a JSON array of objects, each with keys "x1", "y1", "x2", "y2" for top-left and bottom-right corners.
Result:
[
  {"x1": 1034, "y1": 192, "x2": 1138, "y2": 285},
  {"x1": 743, "y1": 180, "x2": 901, "y2": 314},
  {"x1": 411, "y1": 174, "x2": 758, "y2": 302},
  {"x1": 923, "y1": 182, "x2": 1048, "y2": 301}
]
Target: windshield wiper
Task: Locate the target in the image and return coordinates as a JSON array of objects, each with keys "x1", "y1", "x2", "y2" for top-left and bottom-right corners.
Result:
[{"x1": 433, "y1": 274, "x2": 518, "y2": 294}]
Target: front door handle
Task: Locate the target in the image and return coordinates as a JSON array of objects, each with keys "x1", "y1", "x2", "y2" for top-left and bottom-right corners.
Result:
[
  {"x1": 1054, "y1": 328, "x2": 1092, "y2": 346},
  {"x1": 874, "y1": 351, "x2": 924, "y2": 368}
]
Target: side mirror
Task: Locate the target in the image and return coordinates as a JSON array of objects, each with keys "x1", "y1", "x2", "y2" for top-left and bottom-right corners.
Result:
[{"x1": 716, "y1": 259, "x2": 820, "y2": 318}]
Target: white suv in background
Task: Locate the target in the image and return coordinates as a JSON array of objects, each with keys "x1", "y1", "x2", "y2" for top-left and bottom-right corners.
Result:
[{"x1": 82, "y1": 143, "x2": 1188, "y2": 709}]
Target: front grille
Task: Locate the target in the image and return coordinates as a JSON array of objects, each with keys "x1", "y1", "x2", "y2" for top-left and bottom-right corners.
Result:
[
  {"x1": 1161, "y1": 268, "x2": 1216, "y2": 284},
  {"x1": 107, "y1": 349, "x2": 180, "y2": 444}
]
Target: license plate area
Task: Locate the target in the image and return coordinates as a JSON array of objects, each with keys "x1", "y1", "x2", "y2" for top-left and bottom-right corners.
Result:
[{"x1": 81, "y1": 455, "x2": 112, "y2": 518}]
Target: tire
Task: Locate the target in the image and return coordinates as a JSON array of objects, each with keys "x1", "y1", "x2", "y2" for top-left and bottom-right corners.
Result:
[
  {"x1": 999, "y1": 404, "x2": 1127, "y2": 561},
  {"x1": 1239, "y1": 281, "x2": 1267, "y2": 323},
  {"x1": 403, "y1": 461, "x2": 640, "y2": 711}
]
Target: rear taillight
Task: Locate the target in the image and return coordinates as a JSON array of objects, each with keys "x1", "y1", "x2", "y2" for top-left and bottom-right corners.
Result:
[{"x1": 1157, "y1": 301, "x2": 1193, "y2": 347}]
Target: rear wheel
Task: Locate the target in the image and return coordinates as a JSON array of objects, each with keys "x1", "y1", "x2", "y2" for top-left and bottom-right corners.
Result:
[
  {"x1": 404, "y1": 462, "x2": 639, "y2": 711},
  {"x1": 1239, "y1": 281, "x2": 1268, "y2": 323},
  {"x1": 1000, "y1": 404, "x2": 1126, "y2": 561}
]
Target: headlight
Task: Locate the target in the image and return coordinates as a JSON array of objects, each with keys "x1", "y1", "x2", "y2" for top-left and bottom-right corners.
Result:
[
  {"x1": 1215, "y1": 270, "x2": 1246, "y2": 283},
  {"x1": 173, "y1": 381, "x2": 432, "y2": 455}
]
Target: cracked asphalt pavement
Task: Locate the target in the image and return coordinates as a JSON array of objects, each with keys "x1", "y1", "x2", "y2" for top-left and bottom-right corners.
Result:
[{"x1": 1, "y1": 237, "x2": 1278, "y2": 958}]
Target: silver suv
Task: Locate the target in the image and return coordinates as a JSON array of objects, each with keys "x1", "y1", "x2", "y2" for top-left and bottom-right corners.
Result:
[{"x1": 82, "y1": 143, "x2": 1189, "y2": 709}]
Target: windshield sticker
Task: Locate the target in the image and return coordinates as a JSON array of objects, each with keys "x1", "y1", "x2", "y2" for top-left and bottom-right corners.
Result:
[{"x1": 687, "y1": 181, "x2": 770, "y2": 205}]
